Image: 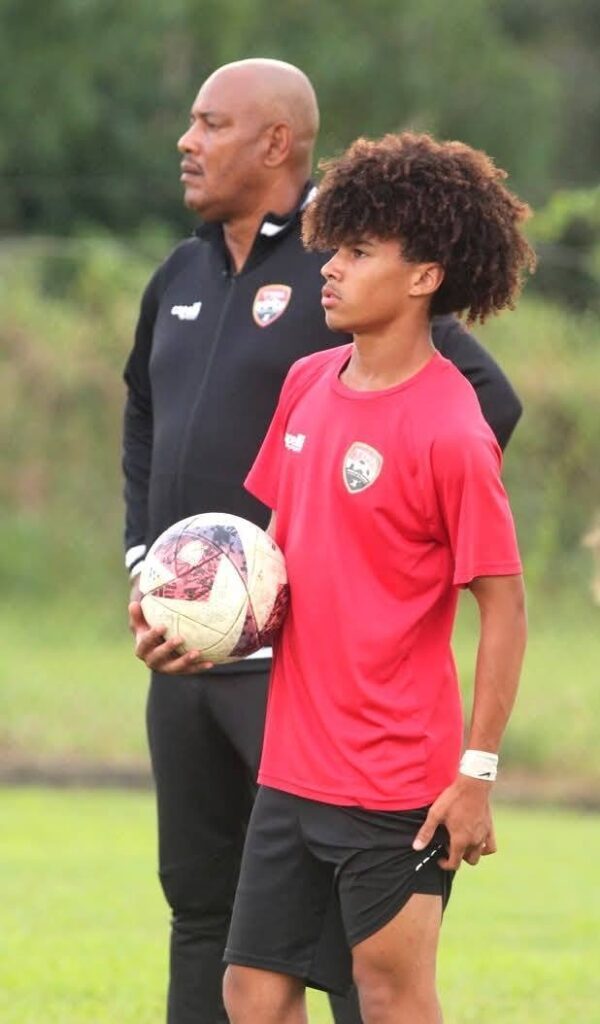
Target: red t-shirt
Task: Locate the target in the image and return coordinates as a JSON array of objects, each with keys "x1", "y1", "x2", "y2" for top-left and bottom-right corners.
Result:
[{"x1": 245, "y1": 345, "x2": 522, "y2": 809}]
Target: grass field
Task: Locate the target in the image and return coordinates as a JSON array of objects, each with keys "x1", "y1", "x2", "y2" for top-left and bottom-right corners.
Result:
[
  {"x1": 1, "y1": 590, "x2": 599, "y2": 782},
  {"x1": 0, "y1": 789, "x2": 598, "y2": 1024}
]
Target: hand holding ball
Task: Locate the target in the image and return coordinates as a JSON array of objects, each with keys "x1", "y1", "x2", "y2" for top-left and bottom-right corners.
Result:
[{"x1": 139, "y1": 513, "x2": 289, "y2": 664}]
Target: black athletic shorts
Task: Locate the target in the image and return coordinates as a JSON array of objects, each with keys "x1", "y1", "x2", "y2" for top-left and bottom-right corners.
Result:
[{"x1": 224, "y1": 786, "x2": 454, "y2": 996}]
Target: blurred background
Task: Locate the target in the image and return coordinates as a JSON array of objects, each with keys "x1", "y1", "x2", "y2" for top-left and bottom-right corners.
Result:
[
  {"x1": 1, "y1": 2, "x2": 599, "y2": 1021},
  {"x1": 1, "y1": 0, "x2": 598, "y2": 790}
]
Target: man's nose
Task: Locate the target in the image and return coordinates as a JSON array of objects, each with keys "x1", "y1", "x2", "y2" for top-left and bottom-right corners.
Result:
[{"x1": 177, "y1": 126, "x2": 197, "y2": 154}]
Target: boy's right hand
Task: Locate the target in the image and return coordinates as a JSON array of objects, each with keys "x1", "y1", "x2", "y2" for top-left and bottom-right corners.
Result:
[{"x1": 128, "y1": 600, "x2": 214, "y2": 675}]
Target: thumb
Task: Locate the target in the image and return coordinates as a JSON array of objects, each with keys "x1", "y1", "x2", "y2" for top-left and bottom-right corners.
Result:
[{"x1": 413, "y1": 809, "x2": 439, "y2": 851}]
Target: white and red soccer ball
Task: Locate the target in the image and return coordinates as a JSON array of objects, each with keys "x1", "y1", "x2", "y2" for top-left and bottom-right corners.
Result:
[{"x1": 139, "y1": 513, "x2": 289, "y2": 664}]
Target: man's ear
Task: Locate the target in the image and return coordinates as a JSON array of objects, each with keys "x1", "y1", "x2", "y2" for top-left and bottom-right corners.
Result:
[
  {"x1": 263, "y1": 122, "x2": 293, "y2": 168},
  {"x1": 410, "y1": 262, "x2": 445, "y2": 298}
]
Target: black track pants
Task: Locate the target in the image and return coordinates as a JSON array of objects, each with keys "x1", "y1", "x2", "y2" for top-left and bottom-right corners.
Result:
[{"x1": 146, "y1": 667, "x2": 363, "y2": 1024}]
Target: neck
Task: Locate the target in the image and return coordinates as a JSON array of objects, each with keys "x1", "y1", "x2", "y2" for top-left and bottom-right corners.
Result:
[
  {"x1": 222, "y1": 176, "x2": 308, "y2": 273},
  {"x1": 342, "y1": 311, "x2": 434, "y2": 391}
]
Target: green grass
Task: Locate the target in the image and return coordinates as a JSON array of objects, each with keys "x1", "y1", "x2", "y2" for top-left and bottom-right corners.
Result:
[
  {"x1": 439, "y1": 806, "x2": 600, "y2": 1022},
  {"x1": 0, "y1": 602, "x2": 148, "y2": 764},
  {"x1": 1, "y1": 590, "x2": 599, "y2": 782},
  {"x1": 0, "y1": 790, "x2": 598, "y2": 1023},
  {"x1": 452, "y1": 591, "x2": 600, "y2": 778}
]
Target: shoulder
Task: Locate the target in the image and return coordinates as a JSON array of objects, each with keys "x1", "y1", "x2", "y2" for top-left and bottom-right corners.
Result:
[
  {"x1": 423, "y1": 357, "x2": 501, "y2": 463},
  {"x1": 158, "y1": 236, "x2": 204, "y2": 279},
  {"x1": 280, "y1": 345, "x2": 348, "y2": 403},
  {"x1": 424, "y1": 353, "x2": 482, "y2": 418},
  {"x1": 265, "y1": 224, "x2": 328, "y2": 280},
  {"x1": 141, "y1": 236, "x2": 201, "y2": 298},
  {"x1": 289, "y1": 344, "x2": 347, "y2": 381},
  {"x1": 293, "y1": 344, "x2": 347, "y2": 371}
]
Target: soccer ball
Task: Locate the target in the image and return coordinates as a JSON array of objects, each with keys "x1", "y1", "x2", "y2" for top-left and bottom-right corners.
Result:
[{"x1": 139, "y1": 513, "x2": 289, "y2": 664}]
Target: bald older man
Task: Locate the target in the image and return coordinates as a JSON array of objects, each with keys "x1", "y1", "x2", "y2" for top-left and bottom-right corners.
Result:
[{"x1": 124, "y1": 59, "x2": 522, "y2": 1024}]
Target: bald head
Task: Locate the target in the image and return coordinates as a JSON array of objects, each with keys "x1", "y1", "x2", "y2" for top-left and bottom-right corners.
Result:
[
  {"x1": 203, "y1": 59, "x2": 320, "y2": 174},
  {"x1": 178, "y1": 59, "x2": 319, "y2": 225}
]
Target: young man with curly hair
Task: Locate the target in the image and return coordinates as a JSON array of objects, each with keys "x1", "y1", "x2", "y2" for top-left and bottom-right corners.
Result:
[{"x1": 222, "y1": 132, "x2": 534, "y2": 1024}]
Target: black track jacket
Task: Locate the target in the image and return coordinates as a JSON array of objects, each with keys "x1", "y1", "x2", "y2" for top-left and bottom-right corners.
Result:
[{"x1": 123, "y1": 188, "x2": 522, "y2": 581}]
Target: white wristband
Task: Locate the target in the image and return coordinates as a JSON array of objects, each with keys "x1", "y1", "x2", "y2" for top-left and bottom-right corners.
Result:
[{"x1": 459, "y1": 749, "x2": 498, "y2": 782}]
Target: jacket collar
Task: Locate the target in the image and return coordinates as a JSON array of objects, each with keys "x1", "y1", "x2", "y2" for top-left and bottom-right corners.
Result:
[
  {"x1": 193, "y1": 181, "x2": 316, "y2": 253},
  {"x1": 258, "y1": 182, "x2": 317, "y2": 237}
]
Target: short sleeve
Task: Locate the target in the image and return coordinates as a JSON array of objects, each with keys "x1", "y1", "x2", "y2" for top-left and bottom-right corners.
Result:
[
  {"x1": 430, "y1": 427, "x2": 522, "y2": 586},
  {"x1": 244, "y1": 366, "x2": 298, "y2": 511}
]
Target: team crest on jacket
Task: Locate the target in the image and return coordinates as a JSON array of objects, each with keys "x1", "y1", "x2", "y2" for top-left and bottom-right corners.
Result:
[
  {"x1": 252, "y1": 284, "x2": 292, "y2": 327},
  {"x1": 343, "y1": 442, "x2": 383, "y2": 493}
]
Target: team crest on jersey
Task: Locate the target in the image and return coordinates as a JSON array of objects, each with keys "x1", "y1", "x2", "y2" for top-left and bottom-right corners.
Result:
[
  {"x1": 343, "y1": 442, "x2": 383, "y2": 493},
  {"x1": 252, "y1": 284, "x2": 292, "y2": 327}
]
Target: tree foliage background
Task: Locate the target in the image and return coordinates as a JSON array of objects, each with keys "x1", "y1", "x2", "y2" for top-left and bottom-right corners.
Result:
[
  {"x1": 1, "y1": 0, "x2": 599, "y2": 235},
  {"x1": 1, "y1": 0, "x2": 599, "y2": 590}
]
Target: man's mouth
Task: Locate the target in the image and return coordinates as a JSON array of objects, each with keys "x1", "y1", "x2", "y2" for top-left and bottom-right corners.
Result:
[{"x1": 180, "y1": 162, "x2": 203, "y2": 181}]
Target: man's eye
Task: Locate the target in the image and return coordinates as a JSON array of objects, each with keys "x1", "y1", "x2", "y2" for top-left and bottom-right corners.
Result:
[{"x1": 353, "y1": 248, "x2": 367, "y2": 258}]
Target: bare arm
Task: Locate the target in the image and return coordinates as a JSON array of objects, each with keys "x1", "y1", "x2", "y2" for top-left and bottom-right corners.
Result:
[
  {"x1": 465, "y1": 574, "x2": 527, "y2": 753},
  {"x1": 413, "y1": 574, "x2": 527, "y2": 869}
]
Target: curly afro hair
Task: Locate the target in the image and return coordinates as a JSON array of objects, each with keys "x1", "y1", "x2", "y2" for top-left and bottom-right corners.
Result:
[{"x1": 302, "y1": 132, "x2": 536, "y2": 323}]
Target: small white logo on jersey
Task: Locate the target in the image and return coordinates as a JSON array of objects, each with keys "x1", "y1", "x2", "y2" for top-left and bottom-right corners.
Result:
[
  {"x1": 343, "y1": 442, "x2": 383, "y2": 493},
  {"x1": 171, "y1": 301, "x2": 202, "y2": 321},
  {"x1": 284, "y1": 432, "x2": 306, "y2": 453}
]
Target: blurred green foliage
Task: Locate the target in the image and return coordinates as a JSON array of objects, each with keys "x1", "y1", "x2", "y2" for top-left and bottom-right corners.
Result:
[
  {"x1": 2, "y1": 239, "x2": 599, "y2": 604},
  {"x1": 479, "y1": 296, "x2": 600, "y2": 593},
  {"x1": 529, "y1": 187, "x2": 600, "y2": 311},
  {"x1": 1, "y1": 0, "x2": 599, "y2": 235},
  {"x1": 0, "y1": 237, "x2": 151, "y2": 601}
]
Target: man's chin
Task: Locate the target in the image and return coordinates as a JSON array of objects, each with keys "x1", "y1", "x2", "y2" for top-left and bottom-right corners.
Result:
[{"x1": 182, "y1": 186, "x2": 210, "y2": 215}]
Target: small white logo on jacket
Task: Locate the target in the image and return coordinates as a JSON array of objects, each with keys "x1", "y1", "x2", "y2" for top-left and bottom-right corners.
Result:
[
  {"x1": 284, "y1": 432, "x2": 306, "y2": 452},
  {"x1": 253, "y1": 285, "x2": 292, "y2": 327},
  {"x1": 171, "y1": 301, "x2": 202, "y2": 321}
]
